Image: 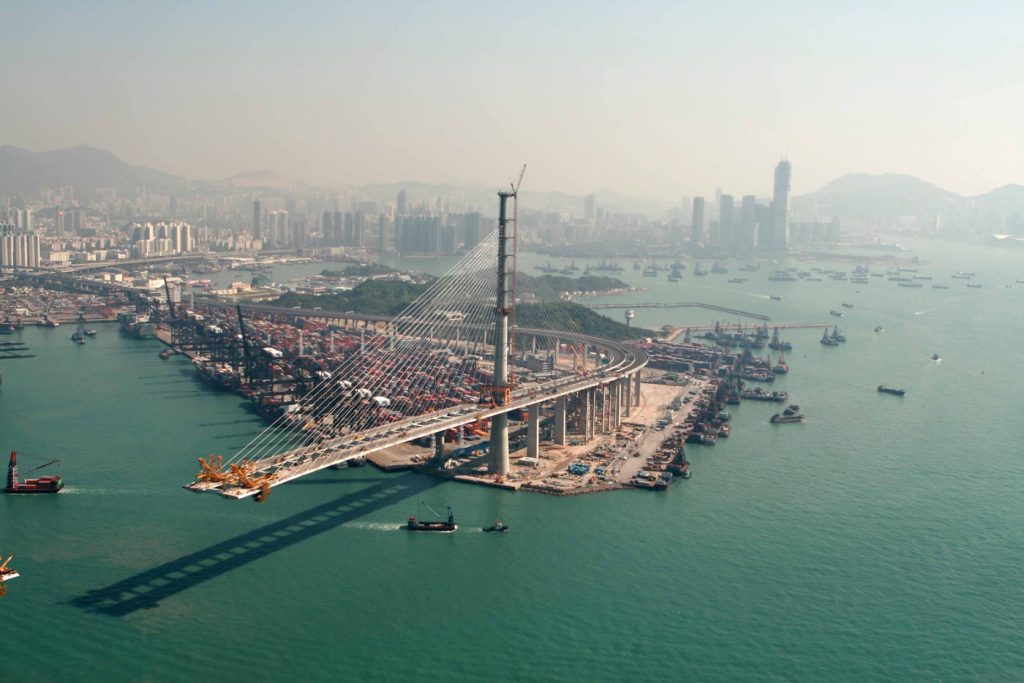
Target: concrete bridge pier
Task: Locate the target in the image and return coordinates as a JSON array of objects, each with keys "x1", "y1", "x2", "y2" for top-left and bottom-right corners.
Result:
[
  {"x1": 553, "y1": 395, "x2": 567, "y2": 445},
  {"x1": 623, "y1": 376, "x2": 632, "y2": 418},
  {"x1": 527, "y1": 404, "x2": 540, "y2": 458},
  {"x1": 611, "y1": 382, "x2": 621, "y2": 428},
  {"x1": 634, "y1": 371, "x2": 642, "y2": 407}
]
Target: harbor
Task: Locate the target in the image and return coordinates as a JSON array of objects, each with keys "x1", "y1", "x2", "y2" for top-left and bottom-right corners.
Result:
[{"x1": 0, "y1": 239, "x2": 1022, "y2": 682}]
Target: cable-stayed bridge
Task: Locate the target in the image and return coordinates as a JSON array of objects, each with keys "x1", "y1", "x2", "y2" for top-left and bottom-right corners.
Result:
[{"x1": 183, "y1": 180, "x2": 648, "y2": 501}]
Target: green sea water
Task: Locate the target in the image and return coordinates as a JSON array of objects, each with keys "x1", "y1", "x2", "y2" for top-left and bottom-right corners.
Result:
[{"x1": 1, "y1": 239, "x2": 1022, "y2": 682}]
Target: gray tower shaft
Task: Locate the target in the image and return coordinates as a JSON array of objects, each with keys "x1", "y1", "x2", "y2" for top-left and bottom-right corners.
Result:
[{"x1": 488, "y1": 190, "x2": 516, "y2": 475}]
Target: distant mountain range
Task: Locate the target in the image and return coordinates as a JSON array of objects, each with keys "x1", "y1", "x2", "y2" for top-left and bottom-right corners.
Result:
[
  {"x1": 792, "y1": 173, "x2": 1024, "y2": 220},
  {"x1": 2, "y1": 144, "x2": 1023, "y2": 220}
]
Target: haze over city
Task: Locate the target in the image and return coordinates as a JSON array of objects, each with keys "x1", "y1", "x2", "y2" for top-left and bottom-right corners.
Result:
[{"x1": 6, "y1": 1, "x2": 1024, "y2": 198}]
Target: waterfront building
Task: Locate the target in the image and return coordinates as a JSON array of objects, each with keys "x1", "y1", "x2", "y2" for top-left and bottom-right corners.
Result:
[
  {"x1": 740, "y1": 195, "x2": 757, "y2": 249},
  {"x1": 719, "y1": 194, "x2": 735, "y2": 248},
  {"x1": 252, "y1": 198, "x2": 262, "y2": 240},
  {"x1": 691, "y1": 197, "x2": 706, "y2": 246},
  {"x1": 771, "y1": 159, "x2": 791, "y2": 250}
]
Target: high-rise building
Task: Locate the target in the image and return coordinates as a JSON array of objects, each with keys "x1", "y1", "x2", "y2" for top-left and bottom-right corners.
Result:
[
  {"x1": 584, "y1": 194, "x2": 596, "y2": 222},
  {"x1": 396, "y1": 190, "x2": 407, "y2": 216},
  {"x1": 252, "y1": 199, "x2": 262, "y2": 240},
  {"x1": 740, "y1": 195, "x2": 757, "y2": 248},
  {"x1": 771, "y1": 160, "x2": 791, "y2": 250},
  {"x1": 719, "y1": 195, "x2": 735, "y2": 248},
  {"x1": 691, "y1": 197, "x2": 705, "y2": 245}
]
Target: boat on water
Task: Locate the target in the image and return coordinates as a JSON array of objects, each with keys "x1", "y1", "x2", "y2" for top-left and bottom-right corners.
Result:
[
  {"x1": 42, "y1": 317, "x2": 60, "y2": 328},
  {"x1": 407, "y1": 504, "x2": 457, "y2": 532},
  {"x1": 82, "y1": 328, "x2": 97, "y2": 337},
  {"x1": 829, "y1": 310, "x2": 843, "y2": 317},
  {"x1": 932, "y1": 353, "x2": 940, "y2": 361},
  {"x1": 0, "y1": 319, "x2": 15, "y2": 335},
  {"x1": 830, "y1": 326, "x2": 846, "y2": 342},
  {"x1": 159, "y1": 347, "x2": 177, "y2": 360},
  {"x1": 4, "y1": 451, "x2": 63, "y2": 494},
  {"x1": 820, "y1": 329, "x2": 840, "y2": 346},
  {"x1": 0, "y1": 552, "x2": 18, "y2": 596},
  {"x1": 773, "y1": 351, "x2": 789, "y2": 374},
  {"x1": 70, "y1": 330, "x2": 86, "y2": 344},
  {"x1": 483, "y1": 520, "x2": 510, "y2": 533},
  {"x1": 874, "y1": 326, "x2": 883, "y2": 332},
  {"x1": 768, "y1": 295, "x2": 783, "y2": 301},
  {"x1": 877, "y1": 385, "x2": 906, "y2": 396},
  {"x1": 841, "y1": 303, "x2": 854, "y2": 308},
  {"x1": 770, "y1": 412, "x2": 806, "y2": 424}
]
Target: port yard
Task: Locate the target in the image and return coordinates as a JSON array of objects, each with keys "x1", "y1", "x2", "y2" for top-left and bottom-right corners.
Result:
[{"x1": 0, "y1": 285, "x2": 127, "y2": 324}]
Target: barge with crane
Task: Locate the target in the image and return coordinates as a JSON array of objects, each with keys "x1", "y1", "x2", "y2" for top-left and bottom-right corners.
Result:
[{"x1": 4, "y1": 451, "x2": 63, "y2": 493}]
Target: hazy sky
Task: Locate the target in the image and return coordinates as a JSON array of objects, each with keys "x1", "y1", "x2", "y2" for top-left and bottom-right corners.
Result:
[{"x1": 6, "y1": 1, "x2": 1023, "y2": 198}]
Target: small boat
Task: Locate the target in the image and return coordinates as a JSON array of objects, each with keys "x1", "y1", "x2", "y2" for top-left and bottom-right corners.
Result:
[
  {"x1": 82, "y1": 328, "x2": 97, "y2": 337},
  {"x1": 829, "y1": 310, "x2": 843, "y2": 317},
  {"x1": 874, "y1": 326, "x2": 883, "y2": 332},
  {"x1": 483, "y1": 520, "x2": 509, "y2": 533},
  {"x1": 830, "y1": 326, "x2": 846, "y2": 342},
  {"x1": 406, "y1": 504, "x2": 457, "y2": 532},
  {"x1": 877, "y1": 385, "x2": 906, "y2": 396},
  {"x1": 70, "y1": 331, "x2": 86, "y2": 344},
  {"x1": 782, "y1": 404, "x2": 800, "y2": 416},
  {"x1": 932, "y1": 353, "x2": 940, "y2": 361},
  {"x1": 841, "y1": 303, "x2": 854, "y2": 308},
  {"x1": 159, "y1": 348, "x2": 176, "y2": 360},
  {"x1": 770, "y1": 412, "x2": 805, "y2": 423},
  {"x1": 820, "y1": 329, "x2": 839, "y2": 346},
  {"x1": 0, "y1": 552, "x2": 19, "y2": 596},
  {"x1": 769, "y1": 295, "x2": 783, "y2": 301}
]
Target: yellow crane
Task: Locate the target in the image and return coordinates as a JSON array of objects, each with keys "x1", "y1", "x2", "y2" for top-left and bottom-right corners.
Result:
[
  {"x1": 228, "y1": 460, "x2": 275, "y2": 503},
  {"x1": 195, "y1": 454, "x2": 231, "y2": 482},
  {"x1": 0, "y1": 552, "x2": 17, "y2": 597}
]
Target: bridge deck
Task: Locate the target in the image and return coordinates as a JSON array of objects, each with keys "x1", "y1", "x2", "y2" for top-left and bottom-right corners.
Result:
[{"x1": 185, "y1": 329, "x2": 647, "y2": 499}]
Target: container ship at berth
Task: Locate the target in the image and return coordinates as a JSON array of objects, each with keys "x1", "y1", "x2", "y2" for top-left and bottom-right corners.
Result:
[
  {"x1": 5, "y1": 451, "x2": 63, "y2": 494},
  {"x1": 117, "y1": 312, "x2": 157, "y2": 339}
]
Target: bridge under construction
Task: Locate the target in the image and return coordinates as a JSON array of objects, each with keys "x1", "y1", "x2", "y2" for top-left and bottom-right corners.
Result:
[{"x1": 184, "y1": 173, "x2": 648, "y2": 501}]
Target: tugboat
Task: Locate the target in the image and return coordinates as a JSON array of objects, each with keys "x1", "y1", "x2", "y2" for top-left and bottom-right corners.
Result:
[
  {"x1": 70, "y1": 330, "x2": 86, "y2": 344},
  {"x1": 406, "y1": 504, "x2": 457, "y2": 533},
  {"x1": 82, "y1": 328, "x2": 97, "y2": 337},
  {"x1": 4, "y1": 451, "x2": 64, "y2": 493},
  {"x1": 483, "y1": 520, "x2": 510, "y2": 533},
  {"x1": 877, "y1": 385, "x2": 906, "y2": 396},
  {"x1": 0, "y1": 552, "x2": 18, "y2": 597}
]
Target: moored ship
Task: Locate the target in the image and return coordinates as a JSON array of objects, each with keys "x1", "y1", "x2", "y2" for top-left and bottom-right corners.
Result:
[{"x1": 118, "y1": 312, "x2": 157, "y2": 339}]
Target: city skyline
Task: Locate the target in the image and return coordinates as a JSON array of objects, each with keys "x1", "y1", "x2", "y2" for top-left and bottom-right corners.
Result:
[{"x1": 6, "y1": 3, "x2": 1024, "y2": 199}]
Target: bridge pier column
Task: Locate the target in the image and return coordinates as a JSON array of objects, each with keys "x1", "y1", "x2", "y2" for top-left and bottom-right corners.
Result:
[
  {"x1": 585, "y1": 389, "x2": 595, "y2": 442},
  {"x1": 612, "y1": 382, "x2": 621, "y2": 428},
  {"x1": 634, "y1": 371, "x2": 642, "y2": 407},
  {"x1": 623, "y1": 377, "x2": 632, "y2": 418},
  {"x1": 527, "y1": 404, "x2": 540, "y2": 458},
  {"x1": 434, "y1": 432, "x2": 445, "y2": 461},
  {"x1": 553, "y1": 395, "x2": 567, "y2": 445},
  {"x1": 554, "y1": 338, "x2": 560, "y2": 365},
  {"x1": 601, "y1": 386, "x2": 610, "y2": 434}
]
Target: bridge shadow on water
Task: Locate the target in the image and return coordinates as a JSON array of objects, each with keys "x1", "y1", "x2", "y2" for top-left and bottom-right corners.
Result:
[{"x1": 69, "y1": 473, "x2": 438, "y2": 617}]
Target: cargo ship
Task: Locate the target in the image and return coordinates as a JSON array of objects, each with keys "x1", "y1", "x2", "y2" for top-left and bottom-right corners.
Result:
[
  {"x1": 117, "y1": 312, "x2": 157, "y2": 339},
  {"x1": 877, "y1": 385, "x2": 906, "y2": 396},
  {"x1": 5, "y1": 451, "x2": 63, "y2": 493},
  {"x1": 407, "y1": 504, "x2": 457, "y2": 532}
]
